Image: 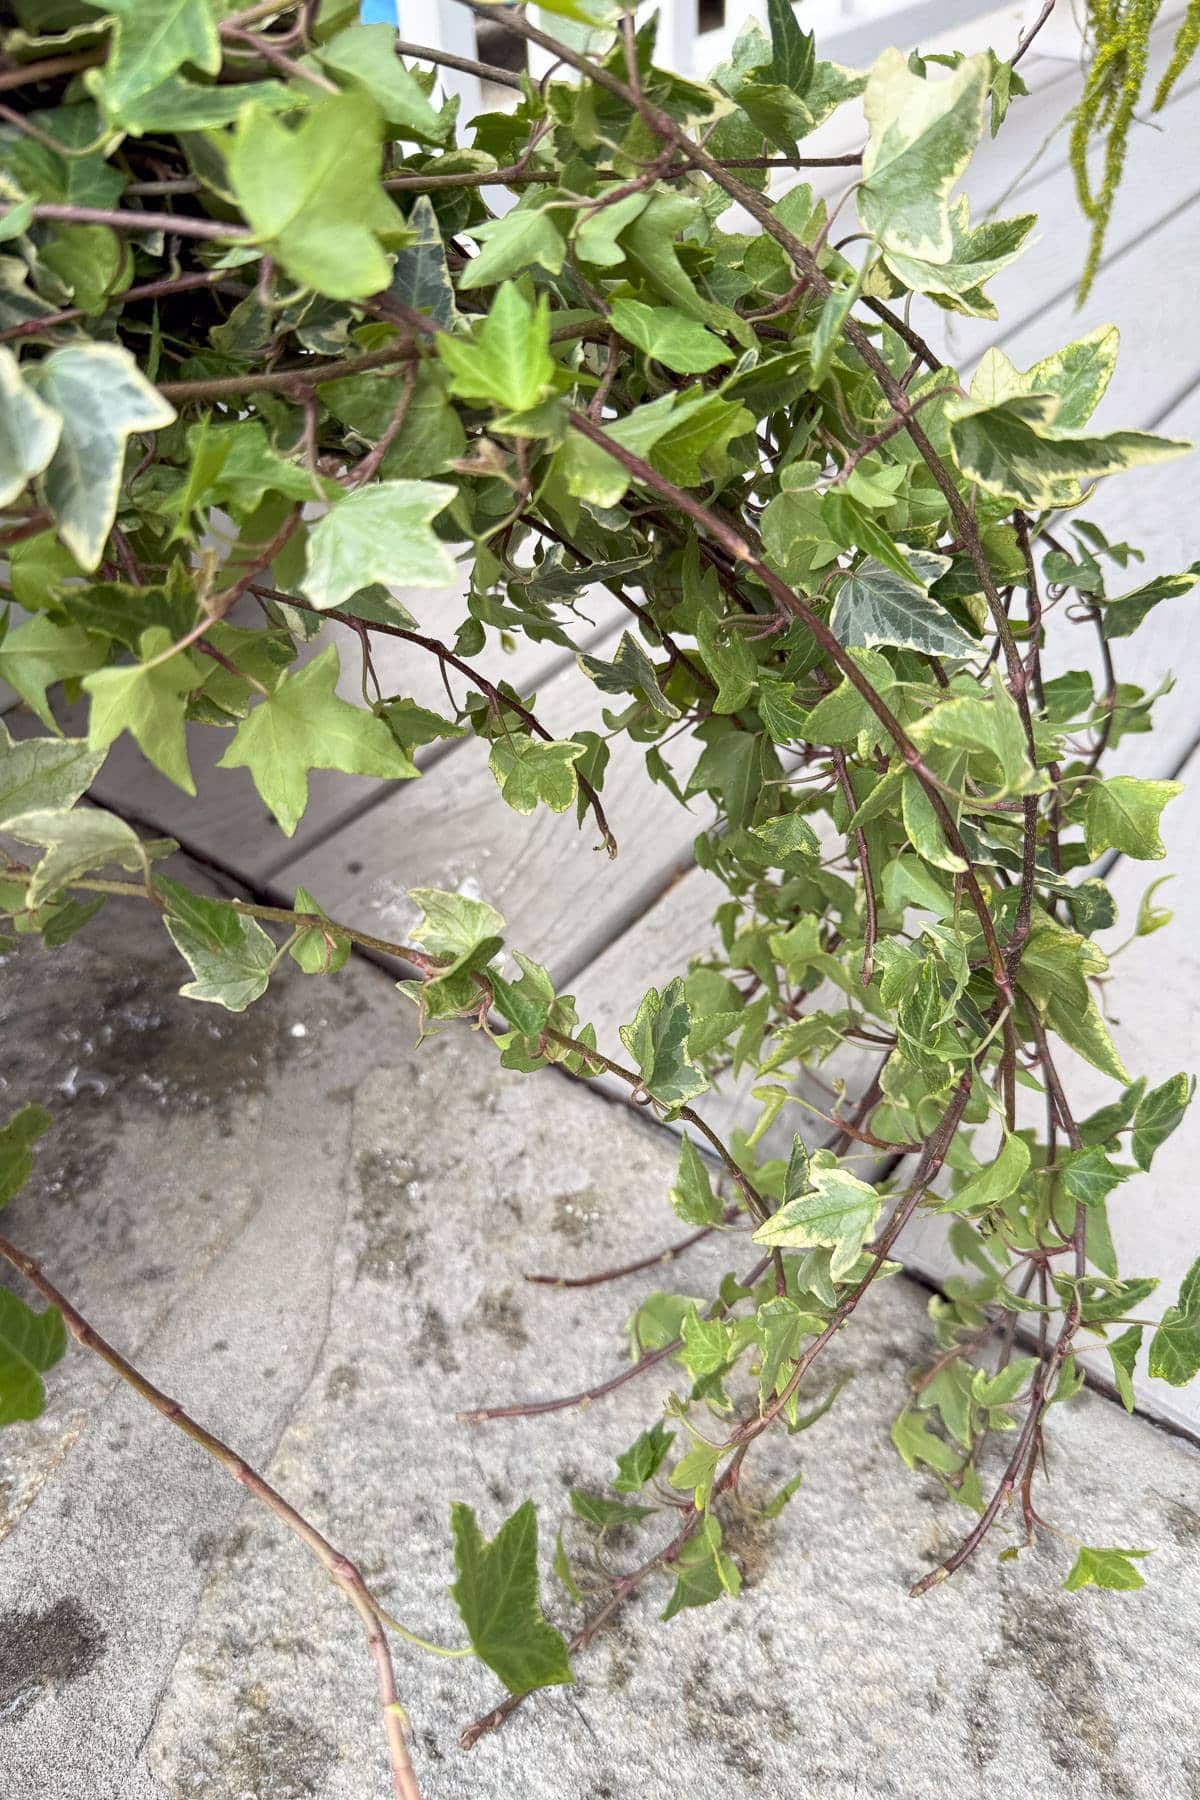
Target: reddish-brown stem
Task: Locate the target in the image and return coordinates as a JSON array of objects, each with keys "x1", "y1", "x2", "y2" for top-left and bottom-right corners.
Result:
[
  {"x1": 524, "y1": 1204, "x2": 741, "y2": 1287},
  {"x1": 0, "y1": 1234, "x2": 423, "y2": 1800}
]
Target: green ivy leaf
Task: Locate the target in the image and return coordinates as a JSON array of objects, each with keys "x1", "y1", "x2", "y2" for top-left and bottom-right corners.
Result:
[
  {"x1": 670, "y1": 1134, "x2": 723, "y2": 1227},
  {"x1": 437, "y1": 283, "x2": 555, "y2": 413},
  {"x1": 225, "y1": 92, "x2": 411, "y2": 301},
  {"x1": 0, "y1": 1103, "x2": 52, "y2": 1208},
  {"x1": 608, "y1": 298, "x2": 733, "y2": 375},
  {"x1": 613, "y1": 1420, "x2": 675, "y2": 1493},
  {"x1": 157, "y1": 876, "x2": 277, "y2": 1012},
  {"x1": 1106, "y1": 1325, "x2": 1142, "y2": 1411},
  {"x1": 821, "y1": 492, "x2": 925, "y2": 587},
  {"x1": 448, "y1": 1500, "x2": 573, "y2": 1695},
  {"x1": 1059, "y1": 1145, "x2": 1130, "y2": 1208},
  {"x1": 302, "y1": 480, "x2": 457, "y2": 610},
  {"x1": 461, "y1": 205, "x2": 567, "y2": 289},
  {"x1": 1131, "y1": 1073, "x2": 1195, "y2": 1171},
  {"x1": 948, "y1": 1129, "x2": 1030, "y2": 1213},
  {"x1": 1084, "y1": 776, "x2": 1181, "y2": 861},
  {"x1": 218, "y1": 646, "x2": 419, "y2": 836},
  {"x1": 1062, "y1": 1546, "x2": 1150, "y2": 1593},
  {"x1": 83, "y1": 626, "x2": 200, "y2": 795},
  {"x1": 619, "y1": 978, "x2": 709, "y2": 1109},
  {"x1": 0, "y1": 1289, "x2": 66, "y2": 1427},
  {"x1": 1100, "y1": 569, "x2": 1199, "y2": 640},
  {"x1": 312, "y1": 24, "x2": 448, "y2": 145},
  {"x1": 891, "y1": 1407, "x2": 962, "y2": 1474},
  {"x1": 569, "y1": 1488, "x2": 655, "y2": 1529},
  {"x1": 288, "y1": 884, "x2": 351, "y2": 976}
]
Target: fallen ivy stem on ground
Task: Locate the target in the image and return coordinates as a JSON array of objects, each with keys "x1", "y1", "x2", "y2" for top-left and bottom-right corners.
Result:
[{"x1": 0, "y1": 1233, "x2": 426, "y2": 1800}]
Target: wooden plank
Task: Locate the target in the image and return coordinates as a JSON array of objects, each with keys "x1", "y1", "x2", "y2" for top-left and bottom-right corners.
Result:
[
  {"x1": 278, "y1": 628, "x2": 708, "y2": 981},
  {"x1": 943, "y1": 82, "x2": 1200, "y2": 374},
  {"x1": 773, "y1": 3, "x2": 1189, "y2": 210},
  {"x1": 9, "y1": 584, "x2": 625, "y2": 887}
]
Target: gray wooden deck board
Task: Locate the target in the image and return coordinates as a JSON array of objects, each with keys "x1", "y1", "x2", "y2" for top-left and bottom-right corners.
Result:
[
  {"x1": 19, "y1": 586, "x2": 626, "y2": 887},
  {"x1": 279, "y1": 629, "x2": 710, "y2": 984}
]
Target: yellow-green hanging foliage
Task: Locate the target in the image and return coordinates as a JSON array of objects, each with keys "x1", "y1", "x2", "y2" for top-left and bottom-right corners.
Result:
[{"x1": 1072, "y1": 0, "x2": 1200, "y2": 300}]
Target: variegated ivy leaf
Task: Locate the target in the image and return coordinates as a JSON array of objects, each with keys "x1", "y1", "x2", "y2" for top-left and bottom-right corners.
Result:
[
  {"x1": 858, "y1": 50, "x2": 989, "y2": 262},
  {"x1": 29, "y1": 343, "x2": 176, "y2": 571},
  {"x1": 488, "y1": 735, "x2": 586, "y2": 815},
  {"x1": 830, "y1": 552, "x2": 975, "y2": 660},
  {"x1": 871, "y1": 197, "x2": 1037, "y2": 318},
  {"x1": 302, "y1": 480, "x2": 458, "y2": 610},
  {"x1": 578, "y1": 632, "x2": 680, "y2": 718},
  {"x1": 946, "y1": 330, "x2": 1191, "y2": 508},
  {"x1": 752, "y1": 1156, "x2": 882, "y2": 1281},
  {"x1": 619, "y1": 978, "x2": 709, "y2": 1110},
  {"x1": 3, "y1": 804, "x2": 160, "y2": 908},
  {"x1": 87, "y1": 0, "x2": 221, "y2": 122},
  {"x1": 0, "y1": 347, "x2": 61, "y2": 507},
  {"x1": 157, "y1": 876, "x2": 276, "y2": 1013},
  {"x1": 0, "y1": 721, "x2": 104, "y2": 827}
]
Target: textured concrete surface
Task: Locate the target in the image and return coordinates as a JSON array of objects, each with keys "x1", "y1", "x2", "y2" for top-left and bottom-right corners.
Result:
[{"x1": 2, "y1": 894, "x2": 1200, "y2": 1800}]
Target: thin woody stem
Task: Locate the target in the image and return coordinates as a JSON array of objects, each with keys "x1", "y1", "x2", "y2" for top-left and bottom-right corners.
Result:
[{"x1": 0, "y1": 1235, "x2": 424, "y2": 1800}]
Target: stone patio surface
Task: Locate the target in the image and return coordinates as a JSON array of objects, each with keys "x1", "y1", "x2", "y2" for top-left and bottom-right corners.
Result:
[{"x1": 2, "y1": 891, "x2": 1199, "y2": 1800}]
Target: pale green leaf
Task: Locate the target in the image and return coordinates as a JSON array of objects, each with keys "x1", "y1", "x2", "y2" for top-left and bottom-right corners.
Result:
[
  {"x1": 670, "y1": 1134, "x2": 723, "y2": 1227},
  {"x1": 1063, "y1": 1546, "x2": 1150, "y2": 1593},
  {"x1": 302, "y1": 480, "x2": 457, "y2": 610},
  {"x1": 1084, "y1": 777, "x2": 1180, "y2": 861},
  {"x1": 84, "y1": 626, "x2": 200, "y2": 795},
  {"x1": 225, "y1": 92, "x2": 410, "y2": 301},
  {"x1": 218, "y1": 646, "x2": 418, "y2": 836},
  {"x1": 313, "y1": 24, "x2": 447, "y2": 144}
]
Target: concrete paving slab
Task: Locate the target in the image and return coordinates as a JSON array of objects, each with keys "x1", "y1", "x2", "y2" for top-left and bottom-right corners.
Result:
[{"x1": 2, "y1": 901, "x2": 1200, "y2": 1800}]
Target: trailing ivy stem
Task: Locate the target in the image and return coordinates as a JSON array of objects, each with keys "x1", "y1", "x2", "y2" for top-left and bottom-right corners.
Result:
[{"x1": 0, "y1": 1235, "x2": 425, "y2": 1800}]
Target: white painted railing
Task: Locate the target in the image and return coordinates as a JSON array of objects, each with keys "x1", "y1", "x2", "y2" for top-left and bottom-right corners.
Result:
[{"x1": 386, "y1": 1, "x2": 1060, "y2": 119}]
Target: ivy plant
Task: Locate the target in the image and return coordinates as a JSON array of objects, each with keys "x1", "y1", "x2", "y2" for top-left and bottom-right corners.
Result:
[{"x1": 0, "y1": 1, "x2": 1197, "y2": 1793}]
